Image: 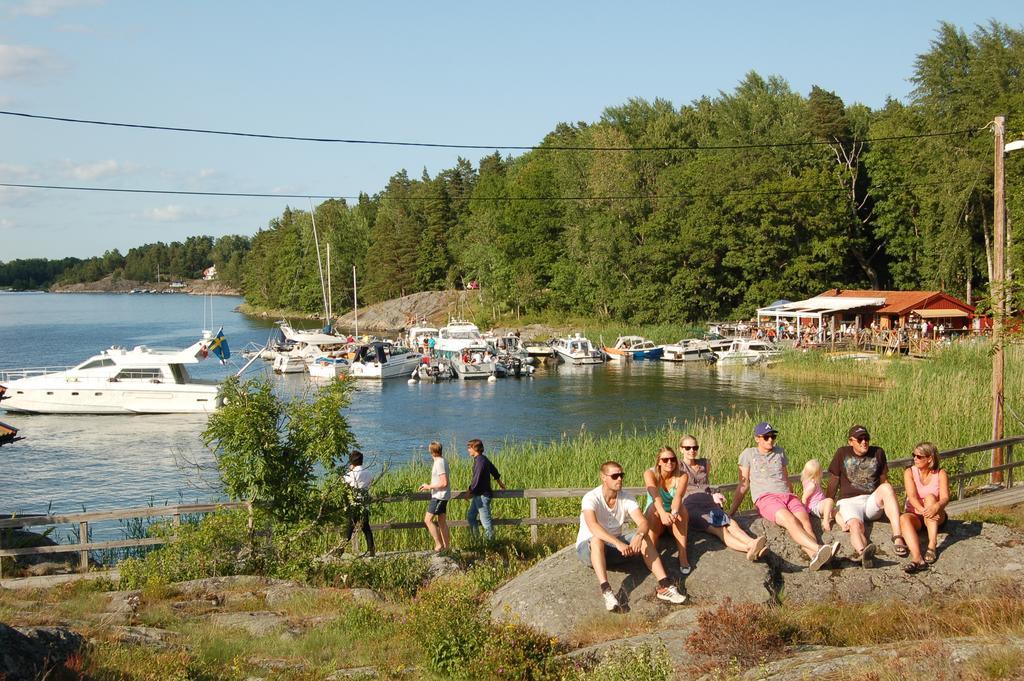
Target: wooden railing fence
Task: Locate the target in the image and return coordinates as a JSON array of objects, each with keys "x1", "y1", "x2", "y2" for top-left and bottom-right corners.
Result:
[{"x1": 2, "y1": 436, "x2": 1021, "y2": 576}]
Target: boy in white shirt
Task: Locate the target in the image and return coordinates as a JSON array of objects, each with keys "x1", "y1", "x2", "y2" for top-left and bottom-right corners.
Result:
[{"x1": 576, "y1": 460, "x2": 687, "y2": 611}]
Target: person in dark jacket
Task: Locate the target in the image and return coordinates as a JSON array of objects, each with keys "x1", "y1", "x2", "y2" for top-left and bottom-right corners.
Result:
[{"x1": 463, "y1": 438, "x2": 505, "y2": 540}]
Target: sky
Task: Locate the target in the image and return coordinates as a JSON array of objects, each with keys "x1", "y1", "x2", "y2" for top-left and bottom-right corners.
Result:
[{"x1": 2, "y1": 1, "x2": 1023, "y2": 260}]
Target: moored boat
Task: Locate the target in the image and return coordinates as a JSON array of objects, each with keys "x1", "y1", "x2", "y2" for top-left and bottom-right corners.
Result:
[
  {"x1": 603, "y1": 336, "x2": 663, "y2": 361},
  {"x1": 0, "y1": 331, "x2": 229, "y2": 414},
  {"x1": 711, "y1": 339, "x2": 781, "y2": 366},
  {"x1": 349, "y1": 342, "x2": 424, "y2": 379},
  {"x1": 552, "y1": 333, "x2": 605, "y2": 365}
]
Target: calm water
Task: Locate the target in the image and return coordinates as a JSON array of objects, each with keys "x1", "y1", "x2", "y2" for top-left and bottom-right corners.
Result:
[{"x1": 1, "y1": 292, "x2": 848, "y2": 515}]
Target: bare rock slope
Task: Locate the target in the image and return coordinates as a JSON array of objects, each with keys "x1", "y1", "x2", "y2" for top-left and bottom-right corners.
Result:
[{"x1": 490, "y1": 517, "x2": 1024, "y2": 641}]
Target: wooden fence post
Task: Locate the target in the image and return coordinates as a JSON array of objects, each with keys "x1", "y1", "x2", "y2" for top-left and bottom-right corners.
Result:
[
  {"x1": 79, "y1": 521, "x2": 89, "y2": 572},
  {"x1": 1007, "y1": 445, "x2": 1015, "y2": 489},
  {"x1": 529, "y1": 497, "x2": 538, "y2": 545}
]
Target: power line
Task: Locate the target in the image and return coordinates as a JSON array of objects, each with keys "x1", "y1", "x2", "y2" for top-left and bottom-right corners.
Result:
[
  {"x1": 0, "y1": 109, "x2": 979, "y2": 152},
  {"x1": 0, "y1": 178, "x2": 976, "y2": 202}
]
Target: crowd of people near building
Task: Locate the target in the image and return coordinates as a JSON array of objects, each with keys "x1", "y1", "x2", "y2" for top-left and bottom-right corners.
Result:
[{"x1": 341, "y1": 423, "x2": 949, "y2": 612}]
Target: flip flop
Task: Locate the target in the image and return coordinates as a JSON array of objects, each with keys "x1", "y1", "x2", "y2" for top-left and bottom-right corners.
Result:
[
  {"x1": 892, "y1": 535, "x2": 909, "y2": 557},
  {"x1": 903, "y1": 561, "x2": 928, "y2": 574}
]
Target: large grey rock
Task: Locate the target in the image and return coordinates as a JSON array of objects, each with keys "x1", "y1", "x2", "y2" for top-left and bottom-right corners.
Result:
[
  {"x1": 207, "y1": 611, "x2": 289, "y2": 636},
  {"x1": 110, "y1": 625, "x2": 180, "y2": 648},
  {"x1": 489, "y1": 536, "x2": 771, "y2": 640},
  {"x1": 0, "y1": 623, "x2": 84, "y2": 681},
  {"x1": 776, "y1": 518, "x2": 1024, "y2": 604},
  {"x1": 727, "y1": 635, "x2": 1024, "y2": 680}
]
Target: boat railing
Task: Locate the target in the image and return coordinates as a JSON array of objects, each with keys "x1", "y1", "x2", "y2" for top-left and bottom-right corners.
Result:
[{"x1": 0, "y1": 366, "x2": 75, "y2": 382}]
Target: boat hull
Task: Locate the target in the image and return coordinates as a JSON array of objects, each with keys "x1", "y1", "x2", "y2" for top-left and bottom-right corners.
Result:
[
  {"x1": 0, "y1": 385, "x2": 220, "y2": 414},
  {"x1": 349, "y1": 353, "x2": 424, "y2": 379}
]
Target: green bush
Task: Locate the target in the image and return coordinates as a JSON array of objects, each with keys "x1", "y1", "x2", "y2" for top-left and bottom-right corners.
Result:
[
  {"x1": 467, "y1": 620, "x2": 564, "y2": 680},
  {"x1": 407, "y1": 575, "x2": 489, "y2": 678},
  {"x1": 568, "y1": 643, "x2": 673, "y2": 681},
  {"x1": 119, "y1": 510, "x2": 251, "y2": 589},
  {"x1": 316, "y1": 554, "x2": 432, "y2": 597}
]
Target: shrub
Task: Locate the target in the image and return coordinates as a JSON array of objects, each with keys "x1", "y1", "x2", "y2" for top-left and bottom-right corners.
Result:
[
  {"x1": 568, "y1": 642, "x2": 673, "y2": 681},
  {"x1": 407, "y1": 576, "x2": 489, "y2": 678},
  {"x1": 318, "y1": 554, "x2": 432, "y2": 597},
  {"x1": 467, "y1": 620, "x2": 564, "y2": 680},
  {"x1": 119, "y1": 510, "x2": 252, "y2": 589},
  {"x1": 685, "y1": 599, "x2": 791, "y2": 670}
]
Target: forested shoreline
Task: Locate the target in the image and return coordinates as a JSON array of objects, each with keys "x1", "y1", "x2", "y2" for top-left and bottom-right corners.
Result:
[{"x1": 3, "y1": 22, "x2": 1022, "y2": 323}]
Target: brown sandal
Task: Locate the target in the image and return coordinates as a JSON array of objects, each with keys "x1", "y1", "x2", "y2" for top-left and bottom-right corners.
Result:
[{"x1": 924, "y1": 548, "x2": 937, "y2": 564}]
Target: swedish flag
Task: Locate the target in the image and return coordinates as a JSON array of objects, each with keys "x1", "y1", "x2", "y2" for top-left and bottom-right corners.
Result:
[{"x1": 209, "y1": 327, "x2": 231, "y2": 364}]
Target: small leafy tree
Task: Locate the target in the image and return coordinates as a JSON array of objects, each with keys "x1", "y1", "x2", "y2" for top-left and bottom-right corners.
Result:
[{"x1": 203, "y1": 375, "x2": 359, "y2": 541}]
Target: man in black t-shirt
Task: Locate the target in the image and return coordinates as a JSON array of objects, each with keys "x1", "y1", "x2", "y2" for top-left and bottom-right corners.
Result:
[{"x1": 826, "y1": 425, "x2": 905, "y2": 567}]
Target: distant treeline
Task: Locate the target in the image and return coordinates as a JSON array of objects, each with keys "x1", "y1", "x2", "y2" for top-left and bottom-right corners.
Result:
[
  {"x1": 0, "y1": 235, "x2": 250, "y2": 290},
  {"x1": 8, "y1": 22, "x2": 1023, "y2": 322}
]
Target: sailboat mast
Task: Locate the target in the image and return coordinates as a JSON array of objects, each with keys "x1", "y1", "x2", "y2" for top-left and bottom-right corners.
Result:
[
  {"x1": 353, "y1": 265, "x2": 359, "y2": 337},
  {"x1": 326, "y1": 243, "x2": 333, "y2": 321},
  {"x1": 309, "y1": 200, "x2": 329, "y2": 326}
]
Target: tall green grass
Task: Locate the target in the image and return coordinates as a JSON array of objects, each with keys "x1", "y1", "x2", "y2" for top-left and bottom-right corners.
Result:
[{"x1": 368, "y1": 343, "x2": 1024, "y2": 552}]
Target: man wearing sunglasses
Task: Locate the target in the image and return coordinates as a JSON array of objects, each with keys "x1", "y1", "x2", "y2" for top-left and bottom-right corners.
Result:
[
  {"x1": 576, "y1": 461, "x2": 688, "y2": 611},
  {"x1": 826, "y1": 425, "x2": 904, "y2": 567},
  {"x1": 731, "y1": 422, "x2": 834, "y2": 571}
]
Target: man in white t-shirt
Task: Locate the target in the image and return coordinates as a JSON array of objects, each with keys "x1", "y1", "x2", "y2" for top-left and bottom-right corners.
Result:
[{"x1": 576, "y1": 460, "x2": 687, "y2": 611}]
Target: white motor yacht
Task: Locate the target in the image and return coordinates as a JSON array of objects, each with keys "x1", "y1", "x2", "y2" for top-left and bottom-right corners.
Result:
[
  {"x1": 0, "y1": 335, "x2": 226, "y2": 414},
  {"x1": 349, "y1": 342, "x2": 425, "y2": 379},
  {"x1": 711, "y1": 339, "x2": 781, "y2": 366},
  {"x1": 551, "y1": 333, "x2": 605, "y2": 365}
]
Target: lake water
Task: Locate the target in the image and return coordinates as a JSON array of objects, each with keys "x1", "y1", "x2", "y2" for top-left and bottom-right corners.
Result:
[{"x1": 0, "y1": 292, "x2": 847, "y2": 516}]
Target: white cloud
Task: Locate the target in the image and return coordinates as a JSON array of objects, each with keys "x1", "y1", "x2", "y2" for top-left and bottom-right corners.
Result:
[
  {"x1": 198, "y1": 168, "x2": 217, "y2": 179},
  {"x1": 60, "y1": 159, "x2": 138, "y2": 181},
  {"x1": 0, "y1": 43, "x2": 63, "y2": 80},
  {"x1": 0, "y1": 162, "x2": 35, "y2": 179},
  {"x1": 10, "y1": 0, "x2": 103, "y2": 18},
  {"x1": 0, "y1": 217, "x2": 14, "y2": 228},
  {"x1": 142, "y1": 205, "x2": 199, "y2": 223}
]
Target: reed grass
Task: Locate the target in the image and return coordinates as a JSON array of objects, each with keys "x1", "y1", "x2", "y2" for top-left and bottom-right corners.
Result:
[{"x1": 368, "y1": 343, "x2": 1024, "y2": 552}]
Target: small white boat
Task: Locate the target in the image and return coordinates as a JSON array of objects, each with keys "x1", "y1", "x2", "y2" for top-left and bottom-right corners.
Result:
[
  {"x1": 307, "y1": 356, "x2": 350, "y2": 379},
  {"x1": 0, "y1": 333, "x2": 227, "y2": 414},
  {"x1": 711, "y1": 339, "x2": 781, "y2": 366},
  {"x1": 410, "y1": 358, "x2": 455, "y2": 382},
  {"x1": 523, "y1": 341, "x2": 555, "y2": 358},
  {"x1": 407, "y1": 325, "x2": 439, "y2": 354},
  {"x1": 349, "y1": 342, "x2": 424, "y2": 379},
  {"x1": 552, "y1": 333, "x2": 605, "y2": 365},
  {"x1": 272, "y1": 354, "x2": 307, "y2": 373}
]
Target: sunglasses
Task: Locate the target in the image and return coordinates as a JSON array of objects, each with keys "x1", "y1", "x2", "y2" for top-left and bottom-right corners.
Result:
[
  {"x1": 853, "y1": 437, "x2": 870, "y2": 443},
  {"x1": 759, "y1": 434, "x2": 777, "y2": 440},
  {"x1": 607, "y1": 472, "x2": 625, "y2": 480},
  {"x1": 659, "y1": 457, "x2": 677, "y2": 463},
  {"x1": 913, "y1": 454, "x2": 930, "y2": 460},
  {"x1": 681, "y1": 445, "x2": 699, "y2": 451}
]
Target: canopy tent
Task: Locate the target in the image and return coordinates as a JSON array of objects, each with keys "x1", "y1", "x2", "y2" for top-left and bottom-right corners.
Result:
[
  {"x1": 912, "y1": 308, "x2": 970, "y2": 319},
  {"x1": 757, "y1": 296, "x2": 885, "y2": 324}
]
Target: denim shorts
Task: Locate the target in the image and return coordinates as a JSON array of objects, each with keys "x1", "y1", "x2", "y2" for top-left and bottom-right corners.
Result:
[
  {"x1": 426, "y1": 498, "x2": 448, "y2": 516},
  {"x1": 575, "y1": 532, "x2": 637, "y2": 567}
]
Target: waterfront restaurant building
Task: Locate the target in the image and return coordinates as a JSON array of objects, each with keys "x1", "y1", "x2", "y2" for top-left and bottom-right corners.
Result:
[{"x1": 756, "y1": 289, "x2": 976, "y2": 332}]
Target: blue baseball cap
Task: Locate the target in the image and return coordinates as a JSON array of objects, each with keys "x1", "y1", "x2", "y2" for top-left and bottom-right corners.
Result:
[{"x1": 754, "y1": 422, "x2": 778, "y2": 437}]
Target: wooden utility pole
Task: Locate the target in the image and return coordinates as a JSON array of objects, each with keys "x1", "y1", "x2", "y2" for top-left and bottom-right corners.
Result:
[{"x1": 992, "y1": 115, "x2": 1006, "y2": 483}]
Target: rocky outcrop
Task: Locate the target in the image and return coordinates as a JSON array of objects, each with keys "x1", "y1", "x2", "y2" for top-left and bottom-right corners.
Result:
[
  {"x1": 490, "y1": 531, "x2": 773, "y2": 640},
  {"x1": 490, "y1": 517, "x2": 1024, "y2": 640},
  {"x1": 726, "y1": 635, "x2": 1024, "y2": 680},
  {"x1": 334, "y1": 290, "x2": 477, "y2": 331},
  {"x1": 0, "y1": 623, "x2": 84, "y2": 681},
  {"x1": 50, "y1": 274, "x2": 239, "y2": 296}
]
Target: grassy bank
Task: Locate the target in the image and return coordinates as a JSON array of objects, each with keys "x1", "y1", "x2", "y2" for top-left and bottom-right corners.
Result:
[{"x1": 368, "y1": 343, "x2": 1022, "y2": 551}]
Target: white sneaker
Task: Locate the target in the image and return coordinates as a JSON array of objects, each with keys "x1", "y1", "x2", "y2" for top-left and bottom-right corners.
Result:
[
  {"x1": 602, "y1": 589, "x2": 620, "y2": 612},
  {"x1": 809, "y1": 543, "x2": 834, "y2": 571},
  {"x1": 656, "y1": 584, "x2": 687, "y2": 604},
  {"x1": 830, "y1": 541, "x2": 841, "y2": 560}
]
